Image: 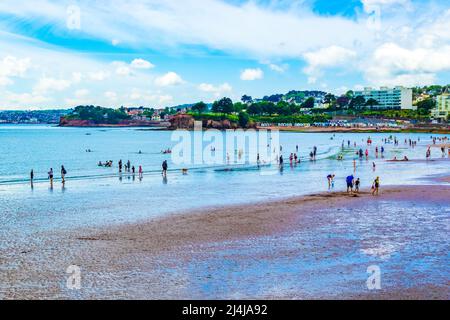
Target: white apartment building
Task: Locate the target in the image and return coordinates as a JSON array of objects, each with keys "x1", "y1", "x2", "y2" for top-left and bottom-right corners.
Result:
[
  {"x1": 432, "y1": 91, "x2": 450, "y2": 122},
  {"x1": 354, "y1": 86, "x2": 415, "y2": 110}
]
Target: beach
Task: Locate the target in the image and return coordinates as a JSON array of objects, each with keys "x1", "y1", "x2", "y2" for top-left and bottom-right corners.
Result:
[
  {"x1": 0, "y1": 125, "x2": 449, "y2": 300},
  {"x1": 1, "y1": 183, "x2": 448, "y2": 300}
]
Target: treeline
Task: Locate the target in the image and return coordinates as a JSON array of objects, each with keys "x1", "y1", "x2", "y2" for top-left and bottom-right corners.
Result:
[{"x1": 66, "y1": 106, "x2": 130, "y2": 124}]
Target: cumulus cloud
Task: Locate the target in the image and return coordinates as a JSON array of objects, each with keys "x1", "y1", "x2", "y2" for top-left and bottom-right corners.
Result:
[
  {"x1": 104, "y1": 91, "x2": 118, "y2": 101},
  {"x1": 4, "y1": 92, "x2": 49, "y2": 108},
  {"x1": 364, "y1": 42, "x2": 450, "y2": 87},
  {"x1": 0, "y1": 55, "x2": 31, "y2": 86},
  {"x1": 154, "y1": 71, "x2": 184, "y2": 86},
  {"x1": 34, "y1": 77, "x2": 71, "y2": 93},
  {"x1": 303, "y1": 46, "x2": 356, "y2": 84},
  {"x1": 115, "y1": 65, "x2": 132, "y2": 76},
  {"x1": 198, "y1": 82, "x2": 232, "y2": 97},
  {"x1": 362, "y1": 0, "x2": 411, "y2": 12},
  {"x1": 268, "y1": 63, "x2": 288, "y2": 73},
  {"x1": 75, "y1": 89, "x2": 89, "y2": 97},
  {"x1": 131, "y1": 58, "x2": 154, "y2": 69},
  {"x1": 240, "y1": 68, "x2": 264, "y2": 81},
  {"x1": 89, "y1": 71, "x2": 110, "y2": 81},
  {"x1": 128, "y1": 88, "x2": 173, "y2": 106}
]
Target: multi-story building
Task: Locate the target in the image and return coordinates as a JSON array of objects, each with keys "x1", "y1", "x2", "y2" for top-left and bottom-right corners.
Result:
[
  {"x1": 354, "y1": 86, "x2": 415, "y2": 110},
  {"x1": 432, "y1": 90, "x2": 450, "y2": 122}
]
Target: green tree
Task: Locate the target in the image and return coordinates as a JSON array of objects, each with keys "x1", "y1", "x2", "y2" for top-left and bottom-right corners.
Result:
[
  {"x1": 233, "y1": 102, "x2": 245, "y2": 113},
  {"x1": 238, "y1": 111, "x2": 250, "y2": 128},
  {"x1": 350, "y1": 95, "x2": 366, "y2": 109},
  {"x1": 365, "y1": 98, "x2": 379, "y2": 107},
  {"x1": 241, "y1": 95, "x2": 253, "y2": 104},
  {"x1": 415, "y1": 98, "x2": 435, "y2": 116},
  {"x1": 301, "y1": 97, "x2": 315, "y2": 109},
  {"x1": 247, "y1": 103, "x2": 262, "y2": 115},
  {"x1": 192, "y1": 101, "x2": 207, "y2": 114}
]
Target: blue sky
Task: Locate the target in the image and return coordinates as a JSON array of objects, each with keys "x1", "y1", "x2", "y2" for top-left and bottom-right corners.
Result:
[{"x1": 0, "y1": 0, "x2": 449, "y2": 109}]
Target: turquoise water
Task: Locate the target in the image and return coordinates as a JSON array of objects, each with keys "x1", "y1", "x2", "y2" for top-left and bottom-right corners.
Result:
[{"x1": 0, "y1": 124, "x2": 449, "y2": 237}]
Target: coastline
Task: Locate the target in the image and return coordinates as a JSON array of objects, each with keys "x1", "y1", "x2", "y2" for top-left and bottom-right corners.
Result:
[
  {"x1": 2, "y1": 182, "x2": 449, "y2": 300},
  {"x1": 257, "y1": 126, "x2": 450, "y2": 134}
]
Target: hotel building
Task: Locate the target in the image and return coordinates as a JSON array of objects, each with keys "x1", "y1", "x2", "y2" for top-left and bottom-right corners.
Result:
[{"x1": 354, "y1": 86, "x2": 415, "y2": 110}]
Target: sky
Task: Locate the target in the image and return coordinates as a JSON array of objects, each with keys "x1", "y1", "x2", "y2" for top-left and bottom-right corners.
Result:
[{"x1": 0, "y1": 0, "x2": 449, "y2": 110}]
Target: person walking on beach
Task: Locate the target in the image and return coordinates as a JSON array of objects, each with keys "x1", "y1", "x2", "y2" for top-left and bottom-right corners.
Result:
[
  {"x1": 279, "y1": 155, "x2": 284, "y2": 167},
  {"x1": 127, "y1": 160, "x2": 131, "y2": 172},
  {"x1": 355, "y1": 178, "x2": 360, "y2": 193},
  {"x1": 61, "y1": 165, "x2": 67, "y2": 184},
  {"x1": 48, "y1": 168, "x2": 54, "y2": 187},
  {"x1": 346, "y1": 174, "x2": 354, "y2": 193},
  {"x1": 30, "y1": 169, "x2": 34, "y2": 186},
  {"x1": 162, "y1": 160, "x2": 168, "y2": 177},
  {"x1": 372, "y1": 177, "x2": 380, "y2": 196},
  {"x1": 138, "y1": 166, "x2": 143, "y2": 180},
  {"x1": 327, "y1": 174, "x2": 335, "y2": 189},
  {"x1": 119, "y1": 159, "x2": 123, "y2": 173}
]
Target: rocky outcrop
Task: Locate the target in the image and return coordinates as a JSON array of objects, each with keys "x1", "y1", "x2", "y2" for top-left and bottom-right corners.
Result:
[
  {"x1": 169, "y1": 114, "x2": 196, "y2": 129},
  {"x1": 59, "y1": 117, "x2": 170, "y2": 127}
]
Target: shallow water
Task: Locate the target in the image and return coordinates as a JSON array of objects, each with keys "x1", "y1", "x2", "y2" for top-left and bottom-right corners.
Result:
[{"x1": 0, "y1": 125, "x2": 449, "y2": 235}]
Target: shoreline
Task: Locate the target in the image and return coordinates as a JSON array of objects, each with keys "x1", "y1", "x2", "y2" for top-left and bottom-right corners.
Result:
[
  {"x1": 3, "y1": 123, "x2": 450, "y2": 134},
  {"x1": 2, "y1": 182, "x2": 449, "y2": 299}
]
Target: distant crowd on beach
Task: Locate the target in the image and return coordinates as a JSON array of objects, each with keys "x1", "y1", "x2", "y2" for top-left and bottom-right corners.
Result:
[{"x1": 28, "y1": 134, "x2": 449, "y2": 192}]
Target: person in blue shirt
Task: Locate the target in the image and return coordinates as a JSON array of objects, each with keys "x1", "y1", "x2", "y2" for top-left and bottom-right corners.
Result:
[{"x1": 346, "y1": 174, "x2": 354, "y2": 193}]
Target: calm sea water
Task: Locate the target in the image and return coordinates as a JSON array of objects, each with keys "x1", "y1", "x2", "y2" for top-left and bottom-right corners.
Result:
[{"x1": 0, "y1": 124, "x2": 449, "y2": 236}]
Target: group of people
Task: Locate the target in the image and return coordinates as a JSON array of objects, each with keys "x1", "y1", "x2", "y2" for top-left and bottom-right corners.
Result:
[
  {"x1": 340, "y1": 174, "x2": 380, "y2": 196},
  {"x1": 30, "y1": 165, "x2": 67, "y2": 187}
]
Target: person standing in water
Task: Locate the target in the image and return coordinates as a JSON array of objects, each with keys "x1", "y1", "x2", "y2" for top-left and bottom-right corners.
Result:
[
  {"x1": 48, "y1": 168, "x2": 54, "y2": 187},
  {"x1": 61, "y1": 165, "x2": 67, "y2": 184},
  {"x1": 30, "y1": 169, "x2": 34, "y2": 186},
  {"x1": 138, "y1": 166, "x2": 143, "y2": 179},
  {"x1": 372, "y1": 177, "x2": 380, "y2": 196},
  {"x1": 118, "y1": 159, "x2": 123, "y2": 173},
  {"x1": 162, "y1": 160, "x2": 168, "y2": 177}
]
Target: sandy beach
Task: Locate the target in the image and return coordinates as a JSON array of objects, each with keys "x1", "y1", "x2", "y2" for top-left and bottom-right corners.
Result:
[{"x1": 1, "y1": 182, "x2": 449, "y2": 300}]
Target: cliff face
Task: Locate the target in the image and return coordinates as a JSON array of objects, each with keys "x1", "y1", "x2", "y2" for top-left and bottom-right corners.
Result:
[
  {"x1": 59, "y1": 117, "x2": 170, "y2": 127},
  {"x1": 169, "y1": 114, "x2": 195, "y2": 129},
  {"x1": 169, "y1": 114, "x2": 243, "y2": 130}
]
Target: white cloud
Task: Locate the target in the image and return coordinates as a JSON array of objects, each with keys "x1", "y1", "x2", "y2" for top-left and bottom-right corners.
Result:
[
  {"x1": 0, "y1": 55, "x2": 31, "y2": 86},
  {"x1": 198, "y1": 82, "x2": 232, "y2": 97},
  {"x1": 4, "y1": 92, "x2": 50, "y2": 108},
  {"x1": 34, "y1": 76, "x2": 71, "y2": 93},
  {"x1": 362, "y1": 0, "x2": 411, "y2": 12},
  {"x1": 115, "y1": 65, "x2": 132, "y2": 76},
  {"x1": 104, "y1": 91, "x2": 118, "y2": 101},
  {"x1": 303, "y1": 46, "x2": 356, "y2": 83},
  {"x1": 240, "y1": 68, "x2": 264, "y2": 81},
  {"x1": 89, "y1": 71, "x2": 110, "y2": 81},
  {"x1": 131, "y1": 58, "x2": 154, "y2": 69},
  {"x1": 0, "y1": 0, "x2": 372, "y2": 59},
  {"x1": 128, "y1": 88, "x2": 173, "y2": 106},
  {"x1": 75, "y1": 89, "x2": 89, "y2": 97},
  {"x1": 364, "y1": 43, "x2": 450, "y2": 86},
  {"x1": 268, "y1": 63, "x2": 288, "y2": 73},
  {"x1": 154, "y1": 71, "x2": 184, "y2": 86}
]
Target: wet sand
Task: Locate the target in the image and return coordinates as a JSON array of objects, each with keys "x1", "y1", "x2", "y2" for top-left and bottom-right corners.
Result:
[{"x1": 1, "y1": 184, "x2": 449, "y2": 300}]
